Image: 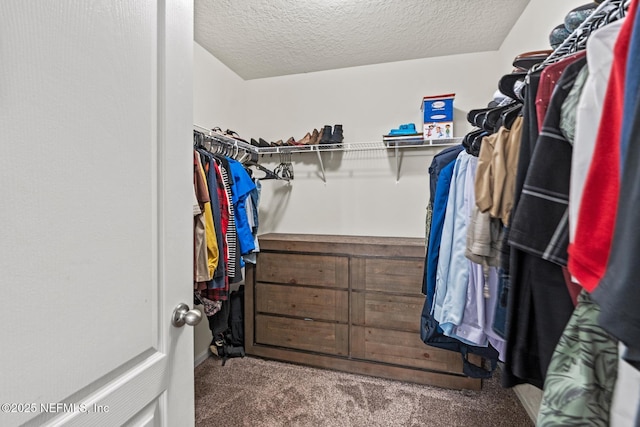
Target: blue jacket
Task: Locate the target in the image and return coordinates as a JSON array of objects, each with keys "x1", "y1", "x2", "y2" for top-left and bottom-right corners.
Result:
[{"x1": 425, "y1": 160, "x2": 457, "y2": 310}]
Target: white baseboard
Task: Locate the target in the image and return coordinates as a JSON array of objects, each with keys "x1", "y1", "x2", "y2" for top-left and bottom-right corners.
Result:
[
  {"x1": 514, "y1": 384, "x2": 543, "y2": 424},
  {"x1": 194, "y1": 348, "x2": 210, "y2": 367}
]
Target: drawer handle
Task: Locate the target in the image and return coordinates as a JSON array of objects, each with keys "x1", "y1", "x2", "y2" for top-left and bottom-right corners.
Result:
[{"x1": 303, "y1": 318, "x2": 314, "y2": 321}]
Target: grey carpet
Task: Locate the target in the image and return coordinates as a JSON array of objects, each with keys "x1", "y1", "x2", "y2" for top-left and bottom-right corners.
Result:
[{"x1": 195, "y1": 356, "x2": 534, "y2": 427}]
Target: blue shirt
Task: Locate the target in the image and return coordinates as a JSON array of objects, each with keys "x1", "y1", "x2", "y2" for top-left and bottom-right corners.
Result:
[
  {"x1": 425, "y1": 160, "x2": 457, "y2": 309},
  {"x1": 226, "y1": 158, "x2": 257, "y2": 255},
  {"x1": 433, "y1": 151, "x2": 473, "y2": 339}
]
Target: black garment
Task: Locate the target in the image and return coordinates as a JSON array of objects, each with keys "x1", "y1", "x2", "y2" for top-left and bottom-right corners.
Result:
[
  {"x1": 502, "y1": 60, "x2": 583, "y2": 388},
  {"x1": 593, "y1": 91, "x2": 640, "y2": 369},
  {"x1": 509, "y1": 57, "x2": 587, "y2": 266},
  {"x1": 502, "y1": 71, "x2": 541, "y2": 389},
  {"x1": 505, "y1": 254, "x2": 574, "y2": 389},
  {"x1": 208, "y1": 298, "x2": 230, "y2": 338},
  {"x1": 217, "y1": 157, "x2": 243, "y2": 285}
]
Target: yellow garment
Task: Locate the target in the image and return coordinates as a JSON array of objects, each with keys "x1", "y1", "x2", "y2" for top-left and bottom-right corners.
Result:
[{"x1": 195, "y1": 154, "x2": 219, "y2": 279}]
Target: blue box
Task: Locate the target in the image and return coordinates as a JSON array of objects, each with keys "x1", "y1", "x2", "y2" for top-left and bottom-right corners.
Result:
[{"x1": 421, "y1": 93, "x2": 455, "y2": 140}]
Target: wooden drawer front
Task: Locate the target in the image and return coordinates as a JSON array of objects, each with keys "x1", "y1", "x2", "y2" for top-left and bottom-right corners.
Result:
[
  {"x1": 352, "y1": 293, "x2": 424, "y2": 332},
  {"x1": 351, "y1": 326, "x2": 464, "y2": 374},
  {"x1": 257, "y1": 252, "x2": 348, "y2": 288},
  {"x1": 255, "y1": 315, "x2": 348, "y2": 356},
  {"x1": 351, "y1": 257, "x2": 424, "y2": 295},
  {"x1": 256, "y1": 283, "x2": 348, "y2": 322}
]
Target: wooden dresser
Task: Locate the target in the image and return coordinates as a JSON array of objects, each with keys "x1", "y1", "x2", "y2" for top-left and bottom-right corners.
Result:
[{"x1": 244, "y1": 233, "x2": 481, "y2": 390}]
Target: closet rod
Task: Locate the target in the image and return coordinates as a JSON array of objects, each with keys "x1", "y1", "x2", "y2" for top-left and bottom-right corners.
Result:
[
  {"x1": 531, "y1": 0, "x2": 628, "y2": 73},
  {"x1": 193, "y1": 124, "x2": 258, "y2": 154}
]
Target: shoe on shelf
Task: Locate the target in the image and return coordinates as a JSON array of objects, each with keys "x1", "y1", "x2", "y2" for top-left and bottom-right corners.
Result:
[
  {"x1": 258, "y1": 138, "x2": 271, "y2": 147},
  {"x1": 330, "y1": 124, "x2": 343, "y2": 143},
  {"x1": 285, "y1": 137, "x2": 296, "y2": 146},
  {"x1": 388, "y1": 123, "x2": 417, "y2": 136},
  {"x1": 250, "y1": 138, "x2": 260, "y2": 147},
  {"x1": 319, "y1": 125, "x2": 333, "y2": 144},
  {"x1": 309, "y1": 128, "x2": 320, "y2": 145},
  {"x1": 296, "y1": 132, "x2": 312, "y2": 145},
  {"x1": 224, "y1": 129, "x2": 249, "y2": 144}
]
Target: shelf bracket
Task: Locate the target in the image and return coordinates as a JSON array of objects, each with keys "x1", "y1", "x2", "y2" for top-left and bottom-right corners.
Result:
[
  {"x1": 316, "y1": 149, "x2": 327, "y2": 183},
  {"x1": 395, "y1": 144, "x2": 400, "y2": 183}
]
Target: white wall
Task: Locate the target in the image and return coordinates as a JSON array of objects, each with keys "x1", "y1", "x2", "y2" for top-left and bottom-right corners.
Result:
[
  {"x1": 194, "y1": 42, "x2": 247, "y2": 132},
  {"x1": 240, "y1": 51, "x2": 503, "y2": 238},
  {"x1": 241, "y1": 51, "x2": 501, "y2": 143}
]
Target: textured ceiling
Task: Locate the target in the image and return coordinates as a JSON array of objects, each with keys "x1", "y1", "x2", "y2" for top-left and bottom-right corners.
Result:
[{"x1": 195, "y1": 0, "x2": 531, "y2": 80}]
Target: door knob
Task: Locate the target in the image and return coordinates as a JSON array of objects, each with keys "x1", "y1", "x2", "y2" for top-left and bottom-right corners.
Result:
[{"x1": 172, "y1": 303, "x2": 203, "y2": 327}]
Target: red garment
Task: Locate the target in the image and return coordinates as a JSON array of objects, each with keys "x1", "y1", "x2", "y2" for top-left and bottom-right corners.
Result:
[
  {"x1": 568, "y1": 0, "x2": 637, "y2": 292},
  {"x1": 202, "y1": 160, "x2": 230, "y2": 301},
  {"x1": 535, "y1": 51, "x2": 586, "y2": 132}
]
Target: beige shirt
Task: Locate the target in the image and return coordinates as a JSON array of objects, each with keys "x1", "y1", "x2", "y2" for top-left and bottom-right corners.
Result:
[{"x1": 474, "y1": 116, "x2": 523, "y2": 226}]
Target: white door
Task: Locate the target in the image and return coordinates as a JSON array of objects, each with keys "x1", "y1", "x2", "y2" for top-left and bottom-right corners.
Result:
[{"x1": 0, "y1": 1, "x2": 196, "y2": 426}]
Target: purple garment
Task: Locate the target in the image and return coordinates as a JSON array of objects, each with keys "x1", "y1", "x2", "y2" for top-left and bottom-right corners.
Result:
[{"x1": 451, "y1": 155, "x2": 506, "y2": 359}]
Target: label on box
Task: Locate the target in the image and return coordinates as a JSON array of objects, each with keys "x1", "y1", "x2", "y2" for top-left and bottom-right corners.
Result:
[
  {"x1": 424, "y1": 122, "x2": 453, "y2": 140},
  {"x1": 421, "y1": 93, "x2": 455, "y2": 140}
]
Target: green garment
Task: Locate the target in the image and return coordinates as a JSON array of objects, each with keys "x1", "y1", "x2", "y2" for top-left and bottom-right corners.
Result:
[{"x1": 537, "y1": 290, "x2": 618, "y2": 427}]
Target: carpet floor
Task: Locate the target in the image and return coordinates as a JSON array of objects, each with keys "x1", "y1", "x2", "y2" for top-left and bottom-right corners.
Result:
[{"x1": 194, "y1": 356, "x2": 534, "y2": 427}]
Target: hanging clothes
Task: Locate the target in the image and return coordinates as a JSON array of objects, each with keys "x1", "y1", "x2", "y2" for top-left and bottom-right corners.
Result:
[
  {"x1": 423, "y1": 145, "x2": 464, "y2": 296},
  {"x1": 537, "y1": 291, "x2": 618, "y2": 427},
  {"x1": 501, "y1": 52, "x2": 588, "y2": 389},
  {"x1": 568, "y1": 20, "x2": 623, "y2": 243},
  {"x1": 226, "y1": 157, "x2": 257, "y2": 257},
  {"x1": 568, "y1": 0, "x2": 636, "y2": 293}
]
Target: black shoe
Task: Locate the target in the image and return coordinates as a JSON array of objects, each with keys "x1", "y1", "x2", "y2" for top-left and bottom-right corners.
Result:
[
  {"x1": 330, "y1": 124, "x2": 343, "y2": 144},
  {"x1": 258, "y1": 138, "x2": 271, "y2": 147},
  {"x1": 319, "y1": 125, "x2": 332, "y2": 144}
]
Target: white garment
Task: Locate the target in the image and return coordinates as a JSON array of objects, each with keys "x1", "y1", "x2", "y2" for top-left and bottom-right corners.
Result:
[
  {"x1": 610, "y1": 343, "x2": 640, "y2": 427},
  {"x1": 455, "y1": 155, "x2": 506, "y2": 358},
  {"x1": 570, "y1": 19, "x2": 624, "y2": 241}
]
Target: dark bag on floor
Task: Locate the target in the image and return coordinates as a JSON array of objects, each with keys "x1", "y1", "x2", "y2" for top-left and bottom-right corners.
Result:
[
  {"x1": 211, "y1": 285, "x2": 245, "y2": 365},
  {"x1": 225, "y1": 285, "x2": 245, "y2": 347}
]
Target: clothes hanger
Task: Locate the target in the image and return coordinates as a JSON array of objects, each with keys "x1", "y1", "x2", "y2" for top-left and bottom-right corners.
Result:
[
  {"x1": 498, "y1": 71, "x2": 527, "y2": 102},
  {"x1": 462, "y1": 128, "x2": 487, "y2": 155},
  {"x1": 497, "y1": 103, "x2": 523, "y2": 130},
  {"x1": 247, "y1": 162, "x2": 288, "y2": 181},
  {"x1": 470, "y1": 131, "x2": 488, "y2": 157},
  {"x1": 193, "y1": 131, "x2": 206, "y2": 149},
  {"x1": 467, "y1": 107, "x2": 493, "y2": 127},
  {"x1": 483, "y1": 102, "x2": 519, "y2": 132}
]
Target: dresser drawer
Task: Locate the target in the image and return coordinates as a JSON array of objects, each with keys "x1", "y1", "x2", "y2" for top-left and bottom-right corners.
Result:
[
  {"x1": 352, "y1": 292, "x2": 424, "y2": 332},
  {"x1": 256, "y1": 252, "x2": 348, "y2": 288},
  {"x1": 351, "y1": 326, "x2": 465, "y2": 374},
  {"x1": 351, "y1": 257, "x2": 424, "y2": 295},
  {"x1": 255, "y1": 314, "x2": 348, "y2": 356},
  {"x1": 256, "y1": 283, "x2": 348, "y2": 322}
]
